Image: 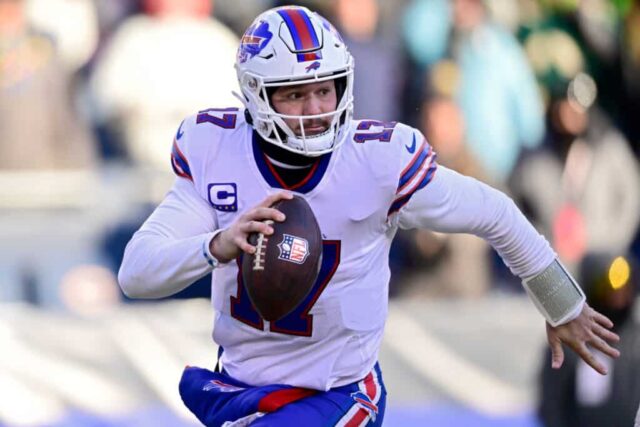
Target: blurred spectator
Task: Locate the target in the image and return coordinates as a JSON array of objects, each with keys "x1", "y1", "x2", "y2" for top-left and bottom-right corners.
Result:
[
  {"x1": 510, "y1": 73, "x2": 640, "y2": 269},
  {"x1": 89, "y1": 0, "x2": 240, "y2": 171},
  {"x1": 538, "y1": 252, "x2": 640, "y2": 427},
  {"x1": 402, "y1": 0, "x2": 545, "y2": 184},
  {"x1": 397, "y1": 91, "x2": 491, "y2": 298},
  {"x1": 420, "y1": 61, "x2": 485, "y2": 179},
  {"x1": 59, "y1": 265, "x2": 120, "y2": 316},
  {"x1": 518, "y1": 2, "x2": 640, "y2": 269},
  {"x1": 0, "y1": 0, "x2": 96, "y2": 170},
  {"x1": 522, "y1": 0, "x2": 640, "y2": 150},
  {"x1": 332, "y1": 0, "x2": 403, "y2": 121},
  {"x1": 402, "y1": 0, "x2": 450, "y2": 70},
  {"x1": 93, "y1": 0, "x2": 140, "y2": 42},
  {"x1": 213, "y1": 0, "x2": 273, "y2": 35},
  {"x1": 391, "y1": 65, "x2": 493, "y2": 297},
  {"x1": 575, "y1": 0, "x2": 620, "y2": 65},
  {"x1": 621, "y1": 0, "x2": 640, "y2": 150},
  {"x1": 25, "y1": 0, "x2": 99, "y2": 72}
]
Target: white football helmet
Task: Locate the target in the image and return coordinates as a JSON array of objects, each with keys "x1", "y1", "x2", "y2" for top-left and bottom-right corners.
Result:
[{"x1": 235, "y1": 6, "x2": 354, "y2": 156}]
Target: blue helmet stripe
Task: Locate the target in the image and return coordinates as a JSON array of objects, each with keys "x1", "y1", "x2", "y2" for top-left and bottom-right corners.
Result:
[{"x1": 277, "y1": 8, "x2": 321, "y2": 52}]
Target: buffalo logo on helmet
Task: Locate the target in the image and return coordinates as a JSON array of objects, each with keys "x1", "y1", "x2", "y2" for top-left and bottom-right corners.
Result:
[
  {"x1": 238, "y1": 20, "x2": 273, "y2": 63},
  {"x1": 277, "y1": 234, "x2": 310, "y2": 264},
  {"x1": 305, "y1": 61, "x2": 321, "y2": 73}
]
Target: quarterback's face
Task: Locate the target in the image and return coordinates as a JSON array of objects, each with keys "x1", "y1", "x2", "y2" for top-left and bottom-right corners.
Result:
[{"x1": 271, "y1": 80, "x2": 338, "y2": 137}]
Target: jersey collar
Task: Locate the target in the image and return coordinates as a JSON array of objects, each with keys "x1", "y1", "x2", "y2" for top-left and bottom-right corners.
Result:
[{"x1": 251, "y1": 132, "x2": 332, "y2": 194}]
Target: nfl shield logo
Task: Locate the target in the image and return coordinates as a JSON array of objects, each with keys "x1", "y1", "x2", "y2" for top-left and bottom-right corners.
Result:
[{"x1": 277, "y1": 234, "x2": 309, "y2": 264}]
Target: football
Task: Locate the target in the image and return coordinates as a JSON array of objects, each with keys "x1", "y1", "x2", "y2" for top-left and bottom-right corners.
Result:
[{"x1": 241, "y1": 195, "x2": 322, "y2": 321}]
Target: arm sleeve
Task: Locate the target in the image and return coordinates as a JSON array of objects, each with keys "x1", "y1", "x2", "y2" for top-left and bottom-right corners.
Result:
[
  {"x1": 397, "y1": 165, "x2": 556, "y2": 279},
  {"x1": 118, "y1": 177, "x2": 219, "y2": 298}
]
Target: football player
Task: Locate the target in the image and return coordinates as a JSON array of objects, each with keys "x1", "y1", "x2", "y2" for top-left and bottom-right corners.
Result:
[{"x1": 118, "y1": 6, "x2": 620, "y2": 427}]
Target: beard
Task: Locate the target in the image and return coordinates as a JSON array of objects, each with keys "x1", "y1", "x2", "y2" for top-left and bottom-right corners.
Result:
[{"x1": 295, "y1": 118, "x2": 332, "y2": 137}]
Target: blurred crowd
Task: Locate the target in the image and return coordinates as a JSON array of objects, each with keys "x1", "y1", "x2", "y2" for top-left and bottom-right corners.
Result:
[{"x1": 1, "y1": 0, "x2": 639, "y2": 309}]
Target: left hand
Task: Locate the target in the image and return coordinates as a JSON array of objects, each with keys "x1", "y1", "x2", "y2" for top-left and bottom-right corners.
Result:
[{"x1": 546, "y1": 303, "x2": 620, "y2": 375}]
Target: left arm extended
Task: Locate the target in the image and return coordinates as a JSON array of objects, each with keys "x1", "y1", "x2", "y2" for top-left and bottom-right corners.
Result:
[{"x1": 397, "y1": 166, "x2": 619, "y2": 374}]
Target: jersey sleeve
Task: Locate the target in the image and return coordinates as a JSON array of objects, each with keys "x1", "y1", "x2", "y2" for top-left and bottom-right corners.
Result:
[
  {"x1": 396, "y1": 165, "x2": 556, "y2": 279},
  {"x1": 119, "y1": 114, "x2": 221, "y2": 298},
  {"x1": 118, "y1": 177, "x2": 220, "y2": 298},
  {"x1": 387, "y1": 126, "x2": 438, "y2": 216},
  {"x1": 171, "y1": 117, "x2": 195, "y2": 181},
  {"x1": 169, "y1": 108, "x2": 238, "y2": 188}
]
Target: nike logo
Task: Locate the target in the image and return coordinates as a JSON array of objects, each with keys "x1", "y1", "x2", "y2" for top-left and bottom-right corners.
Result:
[
  {"x1": 176, "y1": 120, "x2": 185, "y2": 140},
  {"x1": 405, "y1": 134, "x2": 416, "y2": 153}
]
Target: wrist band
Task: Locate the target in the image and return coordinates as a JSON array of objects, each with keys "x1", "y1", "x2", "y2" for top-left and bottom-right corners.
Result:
[
  {"x1": 522, "y1": 259, "x2": 586, "y2": 327},
  {"x1": 203, "y1": 229, "x2": 226, "y2": 269}
]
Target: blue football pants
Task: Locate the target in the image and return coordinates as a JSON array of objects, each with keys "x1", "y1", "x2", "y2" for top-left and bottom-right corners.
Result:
[{"x1": 179, "y1": 363, "x2": 386, "y2": 427}]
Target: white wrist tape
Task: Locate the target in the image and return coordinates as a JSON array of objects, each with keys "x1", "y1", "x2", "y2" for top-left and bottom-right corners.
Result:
[{"x1": 522, "y1": 259, "x2": 586, "y2": 327}]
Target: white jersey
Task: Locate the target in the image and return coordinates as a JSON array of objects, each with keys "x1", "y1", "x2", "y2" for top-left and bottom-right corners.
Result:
[{"x1": 119, "y1": 107, "x2": 557, "y2": 391}]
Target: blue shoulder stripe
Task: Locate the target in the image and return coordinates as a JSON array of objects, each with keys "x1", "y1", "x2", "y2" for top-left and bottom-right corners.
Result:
[
  {"x1": 397, "y1": 137, "x2": 429, "y2": 191},
  {"x1": 388, "y1": 156, "x2": 437, "y2": 215},
  {"x1": 171, "y1": 140, "x2": 193, "y2": 181}
]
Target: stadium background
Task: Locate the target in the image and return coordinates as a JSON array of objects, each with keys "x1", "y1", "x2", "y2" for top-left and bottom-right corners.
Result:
[{"x1": 1, "y1": 0, "x2": 639, "y2": 425}]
